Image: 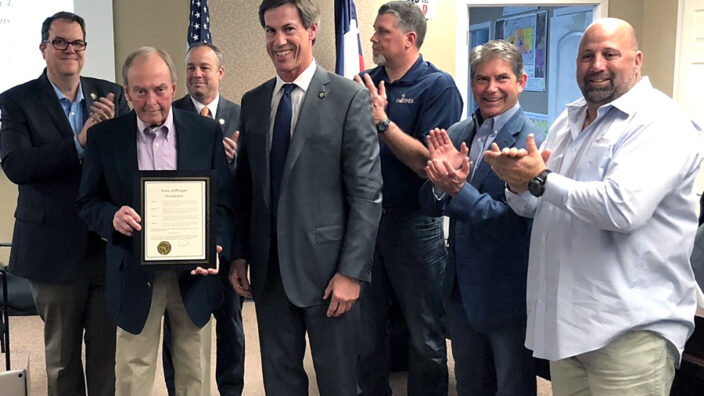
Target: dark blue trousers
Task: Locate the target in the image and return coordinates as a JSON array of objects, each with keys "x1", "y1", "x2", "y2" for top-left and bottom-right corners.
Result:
[
  {"x1": 358, "y1": 210, "x2": 448, "y2": 396},
  {"x1": 447, "y1": 300, "x2": 536, "y2": 396}
]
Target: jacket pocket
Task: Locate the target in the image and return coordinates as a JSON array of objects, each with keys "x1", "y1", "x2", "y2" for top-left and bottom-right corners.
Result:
[{"x1": 315, "y1": 225, "x2": 344, "y2": 244}]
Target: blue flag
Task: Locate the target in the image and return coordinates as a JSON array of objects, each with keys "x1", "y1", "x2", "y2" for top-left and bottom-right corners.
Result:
[
  {"x1": 188, "y1": 0, "x2": 212, "y2": 45},
  {"x1": 335, "y1": 0, "x2": 365, "y2": 79}
]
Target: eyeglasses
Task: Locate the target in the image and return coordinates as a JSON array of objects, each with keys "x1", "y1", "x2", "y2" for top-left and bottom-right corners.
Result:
[{"x1": 43, "y1": 38, "x2": 87, "y2": 51}]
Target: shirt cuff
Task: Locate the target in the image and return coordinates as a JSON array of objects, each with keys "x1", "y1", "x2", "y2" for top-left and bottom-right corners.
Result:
[
  {"x1": 541, "y1": 172, "x2": 573, "y2": 208},
  {"x1": 505, "y1": 186, "x2": 538, "y2": 216}
]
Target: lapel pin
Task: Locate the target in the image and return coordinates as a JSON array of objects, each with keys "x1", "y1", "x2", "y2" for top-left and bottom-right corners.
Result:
[
  {"x1": 318, "y1": 91, "x2": 326, "y2": 99},
  {"x1": 219, "y1": 118, "x2": 225, "y2": 125},
  {"x1": 89, "y1": 92, "x2": 97, "y2": 100}
]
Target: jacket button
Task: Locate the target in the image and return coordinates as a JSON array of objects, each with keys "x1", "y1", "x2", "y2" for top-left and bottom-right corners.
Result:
[{"x1": 147, "y1": 281, "x2": 152, "y2": 288}]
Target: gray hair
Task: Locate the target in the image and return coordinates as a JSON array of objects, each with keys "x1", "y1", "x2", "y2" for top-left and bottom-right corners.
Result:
[
  {"x1": 470, "y1": 40, "x2": 524, "y2": 80},
  {"x1": 378, "y1": 1, "x2": 427, "y2": 48},
  {"x1": 186, "y1": 42, "x2": 224, "y2": 69},
  {"x1": 258, "y1": 0, "x2": 320, "y2": 29},
  {"x1": 122, "y1": 46, "x2": 177, "y2": 85}
]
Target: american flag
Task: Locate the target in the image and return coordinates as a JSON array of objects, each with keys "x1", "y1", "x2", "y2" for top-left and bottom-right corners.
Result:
[
  {"x1": 335, "y1": 0, "x2": 365, "y2": 79},
  {"x1": 188, "y1": 0, "x2": 212, "y2": 46}
]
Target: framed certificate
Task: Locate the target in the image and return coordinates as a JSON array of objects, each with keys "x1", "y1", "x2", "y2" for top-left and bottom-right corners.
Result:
[{"x1": 134, "y1": 170, "x2": 217, "y2": 270}]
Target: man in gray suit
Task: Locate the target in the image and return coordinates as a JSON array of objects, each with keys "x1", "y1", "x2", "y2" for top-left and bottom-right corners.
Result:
[
  {"x1": 229, "y1": 1, "x2": 382, "y2": 395},
  {"x1": 165, "y1": 42, "x2": 245, "y2": 396}
]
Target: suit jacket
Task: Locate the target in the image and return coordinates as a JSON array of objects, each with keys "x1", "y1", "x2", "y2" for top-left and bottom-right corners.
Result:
[
  {"x1": 172, "y1": 94, "x2": 241, "y2": 139},
  {"x1": 77, "y1": 109, "x2": 236, "y2": 334},
  {"x1": 419, "y1": 109, "x2": 542, "y2": 331},
  {"x1": 0, "y1": 70, "x2": 129, "y2": 283},
  {"x1": 233, "y1": 65, "x2": 382, "y2": 307}
]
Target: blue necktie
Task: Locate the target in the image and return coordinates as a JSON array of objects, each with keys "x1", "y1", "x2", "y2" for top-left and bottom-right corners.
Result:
[{"x1": 270, "y1": 83, "x2": 295, "y2": 227}]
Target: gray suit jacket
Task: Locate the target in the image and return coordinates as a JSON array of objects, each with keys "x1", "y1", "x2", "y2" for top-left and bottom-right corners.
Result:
[{"x1": 233, "y1": 65, "x2": 382, "y2": 307}]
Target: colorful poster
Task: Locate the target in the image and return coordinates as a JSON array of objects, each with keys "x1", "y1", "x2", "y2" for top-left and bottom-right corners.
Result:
[
  {"x1": 495, "y1": 11, "x2": 548, "y2": 92},
  {"x1": 524, "y1": 111, "x2": 549, "y2": 136}
]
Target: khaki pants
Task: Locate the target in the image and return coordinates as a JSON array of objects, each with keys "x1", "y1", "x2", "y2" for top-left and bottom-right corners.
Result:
[
  {"x1": 550, "y1": 331, "x2": 677, "y2": 396},
  {"x1": 115, "y1": 272, "x2": 212, "y2": 396}
]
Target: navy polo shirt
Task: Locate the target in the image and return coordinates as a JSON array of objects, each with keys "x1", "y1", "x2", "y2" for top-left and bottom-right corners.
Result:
[{"x1": 364, "y1": 55, "x2": 463, "y2": 209}]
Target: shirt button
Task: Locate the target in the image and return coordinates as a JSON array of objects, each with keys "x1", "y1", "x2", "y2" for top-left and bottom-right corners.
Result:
[
  {"x1": 70, "y1": 112, "x2": 75, "y2": 116},
  {"x1": 155, "y1": 143, "x2": 160, "y2": 147}
]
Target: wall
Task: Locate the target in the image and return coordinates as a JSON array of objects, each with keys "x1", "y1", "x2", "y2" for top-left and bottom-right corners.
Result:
[
  {"x1": 209, "y1": 0, "x2": 457, "y2": 104},
  {"x1": 112, "y1": 0, "x2": 189, "y2": 94},
  {"x1": 640, "y1": 0, "x2": 678, "y2": 95}
]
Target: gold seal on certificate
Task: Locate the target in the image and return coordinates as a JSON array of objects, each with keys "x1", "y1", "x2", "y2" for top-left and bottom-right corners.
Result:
[
  {"x1": 135, "y1": 170, "x2": 216, "y2": 270},
  {"x1": 157, "y1": 241, "x2": 172, "y2": 255}
]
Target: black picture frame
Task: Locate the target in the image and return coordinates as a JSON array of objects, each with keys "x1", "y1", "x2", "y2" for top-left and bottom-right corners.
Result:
[{"x1": 133, "y1": 170, "x2": 216, "y2": 271}]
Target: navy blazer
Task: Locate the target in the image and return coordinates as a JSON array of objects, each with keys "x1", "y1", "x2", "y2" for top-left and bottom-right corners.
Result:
[
  {"x1": 0, "y1": 70, "x2": 128, "y2": 283},
  {"x1": 419, "y1": 109, "x2": 542, "y2": 331},
  {"x1": 77, "y1": 109, "x2": 235, "y2": 334},
  {"x1": 172, "y1": 94, "x2": 241, "y2": 139}
]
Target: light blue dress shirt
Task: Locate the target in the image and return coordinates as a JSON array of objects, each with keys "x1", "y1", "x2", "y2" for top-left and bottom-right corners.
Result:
[
  {"x1": 506, "y1": 77, "x2": 701, "y2": 362},
  {"x1": 50, "y1": 81, "x2": 85, "y2": 157},
  {"x1": 469, "y1": 103, "x2": 520, "y2": 181},
  {"x1": 433, "y1": 103, "x2": 521, "y2": 201}
]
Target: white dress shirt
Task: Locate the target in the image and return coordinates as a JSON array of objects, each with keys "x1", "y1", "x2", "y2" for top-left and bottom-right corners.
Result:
[
  {"x1": 190, "y1": 94, "x2": 220, "y2": 119},
  {"x1": 268, "y1": 59, "x2": 317, "y2": 146},
  {"x1": 506, "y1": 77, "x2": 701, "y2": 362}
]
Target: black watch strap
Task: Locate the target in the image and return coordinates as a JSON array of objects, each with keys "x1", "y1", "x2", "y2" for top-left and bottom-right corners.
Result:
[
  {"x1": 528, "y1": 169, "x2": 552, "y2": 197},
  {"x1": 376, "y1": 119, "x2": 390, "y2": 134}
]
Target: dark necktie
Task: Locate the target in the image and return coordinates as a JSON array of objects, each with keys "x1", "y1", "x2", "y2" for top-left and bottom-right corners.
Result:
[{"x1": 270, "y1": 83, "x2": 295, "y2": 227}]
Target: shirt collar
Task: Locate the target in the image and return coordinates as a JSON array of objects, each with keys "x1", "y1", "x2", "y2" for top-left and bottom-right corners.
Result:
[
  {"x1": 274, "y1": 59, "x2": 317, "y2": 94},
  {"x1": 137, "y1": 106, "x2": 175, "y2": 141},
  {"x1": 50, "y1": 80, "x2": 84, "y2": 104},
  {"x1": 190, "y1": 94, "x2": 220, "y2": 118},
  {"x1": 378, "y1": 54, "x2": 427, "y2": 85},
  {"x1": 566, "y1": 77, "x2": 653, "y2": 136},
  {"x1": 472, "y1": 102, "x2": 520, "y2": 134}
]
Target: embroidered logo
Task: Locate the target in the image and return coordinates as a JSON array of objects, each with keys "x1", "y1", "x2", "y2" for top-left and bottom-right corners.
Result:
[{"x1": 395, "y1": 93, "x2": 415, "y2": 104}]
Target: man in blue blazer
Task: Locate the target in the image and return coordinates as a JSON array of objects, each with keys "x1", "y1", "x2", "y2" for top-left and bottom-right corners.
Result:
[
  {"x1": 166, "y1": 42, "x2": 244, "y2": 396},
  {"x1": 0, "y1": 12, "x2": 128, "y2": 395},
  {"x1": 229, "y1": 1, "x2": 382, "y2": 395},
  {"x1": 77, "y1": 47, "x2": 235, "y2": 396},
  {"x1": 419, "y1": 40, "x2": 541, "y2": 396}
]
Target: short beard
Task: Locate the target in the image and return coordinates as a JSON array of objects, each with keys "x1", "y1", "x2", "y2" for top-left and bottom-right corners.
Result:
[
  {"x1": 581, "y1": 72, "x2": 615, "y2": 105},
  {"x1": 373, "y1": 53, "x2": 387, "y2": 67}
]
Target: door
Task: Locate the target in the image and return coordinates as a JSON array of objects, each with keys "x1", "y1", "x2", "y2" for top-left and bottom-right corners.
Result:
[{"x1": 547, "y1": 6, "x2": 594, "y2": 127}]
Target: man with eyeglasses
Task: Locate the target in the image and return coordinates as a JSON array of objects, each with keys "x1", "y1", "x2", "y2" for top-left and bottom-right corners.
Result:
[{"x1": 0, "y1": 11, "x2": 128, "y2": 396}]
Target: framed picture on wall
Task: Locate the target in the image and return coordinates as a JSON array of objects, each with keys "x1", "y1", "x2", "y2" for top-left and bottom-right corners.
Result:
[{"x1": 494, "y1": 10, "x2": 548, "y2": 92}]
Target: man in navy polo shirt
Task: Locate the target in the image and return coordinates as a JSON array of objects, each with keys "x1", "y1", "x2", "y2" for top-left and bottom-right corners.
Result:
[{"x1": 354, "y1": 2, "x2": 462, "y2": 395}]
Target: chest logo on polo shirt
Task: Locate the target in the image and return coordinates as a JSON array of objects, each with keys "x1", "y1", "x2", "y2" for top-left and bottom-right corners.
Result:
[{"x1": 395, "y1": 93, "x2": 415, "y2": 104}]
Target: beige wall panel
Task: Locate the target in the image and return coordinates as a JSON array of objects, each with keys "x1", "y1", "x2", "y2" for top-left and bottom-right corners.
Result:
[
  {"x1": 0, "y1": 174, "x2": 15, "y2": 263},
  {"x1": 641, "y1": 0, "x2": 678, "y2": 95},
  {"x1": 113, "y1": 0, "x2": 189, "y2": 95},
  {"x1": 609, "y1": 0, "x2": 644, "y2": 47}
]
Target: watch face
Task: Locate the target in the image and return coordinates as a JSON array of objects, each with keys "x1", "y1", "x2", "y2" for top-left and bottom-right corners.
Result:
[
  {"x1": 376, "y1": 120, "x2": 389, "y2": 133},
  {"x1": 528, "y1": 178, "x2": 542, "y2": 197}
]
